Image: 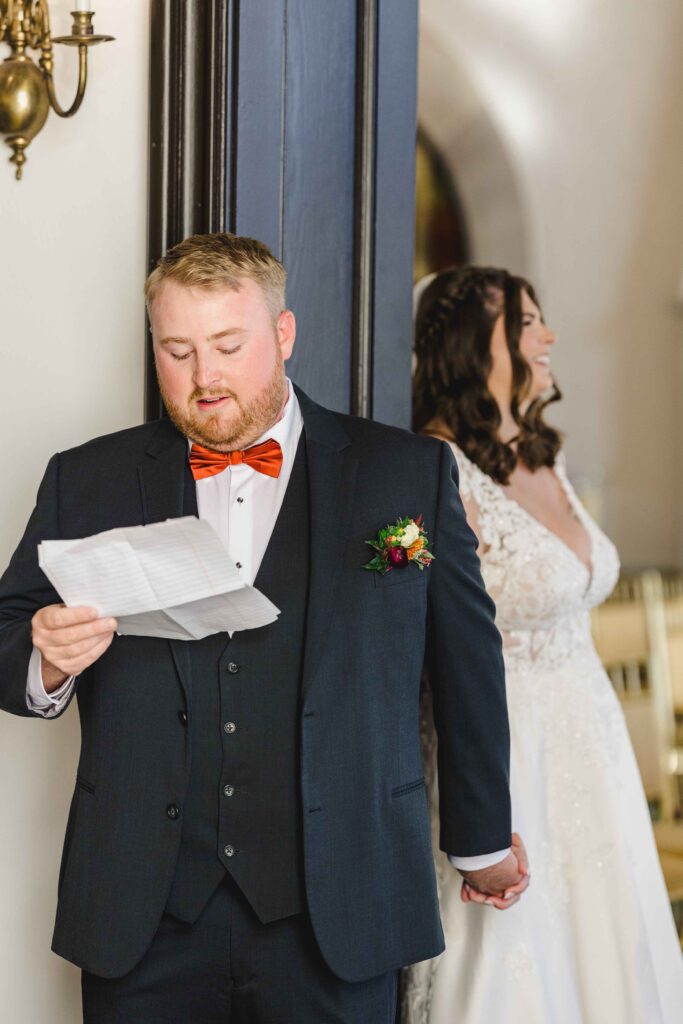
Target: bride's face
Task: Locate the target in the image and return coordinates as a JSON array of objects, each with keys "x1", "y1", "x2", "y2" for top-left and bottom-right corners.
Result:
[{"x1": 488, "y1": 289, "x2": 556, "y2": 406}]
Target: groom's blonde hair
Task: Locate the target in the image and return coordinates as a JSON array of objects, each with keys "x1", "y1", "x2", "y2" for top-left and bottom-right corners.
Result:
[{"x1": 144, "y1": 232, "x2": 287, "y2": 322}]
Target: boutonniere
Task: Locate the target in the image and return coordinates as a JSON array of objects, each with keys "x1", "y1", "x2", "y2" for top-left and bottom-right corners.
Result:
[{"x1": 363, "y1": 514, "x2": 435, "y2": 575}]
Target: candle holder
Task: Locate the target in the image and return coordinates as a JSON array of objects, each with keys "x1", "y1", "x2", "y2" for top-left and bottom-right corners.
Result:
[{"x1": 0, "y1": 2, "x2": 114, "y2": 179}]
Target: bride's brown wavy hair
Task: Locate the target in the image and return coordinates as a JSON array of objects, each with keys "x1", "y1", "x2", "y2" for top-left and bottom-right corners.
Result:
[{"x1": 412, "y1": 266, "x2": 562, "y2": 484}]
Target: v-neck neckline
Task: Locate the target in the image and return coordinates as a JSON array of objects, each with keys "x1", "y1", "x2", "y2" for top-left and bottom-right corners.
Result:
[
  {"x1": 440, "y1": 437, "x2": 595, "y2": 586},
  {"x1": 426, "y1": 432, "x2": 596, "y2": 588},
  {"x1": 494, "y1": 466, "x2": 595, "y2": 585}
]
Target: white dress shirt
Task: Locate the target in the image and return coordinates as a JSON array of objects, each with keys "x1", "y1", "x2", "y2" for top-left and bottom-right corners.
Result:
[{"x1": 25, "y1": 378, "x2": 508, "y2": 871}]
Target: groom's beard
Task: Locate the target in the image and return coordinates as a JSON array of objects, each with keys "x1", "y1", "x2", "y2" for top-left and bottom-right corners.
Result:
[{"x1": 158, "y1": 352, "x2": 288, "y2": 452}]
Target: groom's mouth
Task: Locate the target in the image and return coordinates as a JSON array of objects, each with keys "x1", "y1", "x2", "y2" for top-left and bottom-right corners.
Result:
[{"x1": 196, "y1": 396, "x2": 231, "y2": 412}]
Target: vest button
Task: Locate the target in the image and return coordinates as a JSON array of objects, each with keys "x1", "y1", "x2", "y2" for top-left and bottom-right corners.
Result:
[
  {"x1": 178, "y1": 710, "x2": 188, "y2": 726},
  {"x1": 166, "y1": 804, "x2": 180, "y2": 820},
  {"x1": 227, "y1": 662, "x2": 239, "y2": 674},
  {"x1": 224, "y1": 844, "x2": 235, "y2": 858},
  {"x1": 224, "y1": 721, "x2": 237, "y2": 734},
  {"x1": 223, "y1": 785, "x2": 235, "y2": 797}
]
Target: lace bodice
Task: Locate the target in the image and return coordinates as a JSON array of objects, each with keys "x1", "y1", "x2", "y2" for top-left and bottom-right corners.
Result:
[{"x1": 450, "y1": 443, "x2": 620, "y2": 672}]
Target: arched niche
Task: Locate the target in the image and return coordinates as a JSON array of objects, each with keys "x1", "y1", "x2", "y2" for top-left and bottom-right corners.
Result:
[{"x1": 417, "y1": 24, "x2": 532, "y2": 278}]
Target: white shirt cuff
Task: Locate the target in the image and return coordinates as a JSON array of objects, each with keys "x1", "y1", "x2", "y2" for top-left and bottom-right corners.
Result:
[
  {"x1": 26, "y1": 647, "x2": 76, "y2": 718},
  {"x1": 448, "y1": 847, "x2": 511, "y2": 871}
]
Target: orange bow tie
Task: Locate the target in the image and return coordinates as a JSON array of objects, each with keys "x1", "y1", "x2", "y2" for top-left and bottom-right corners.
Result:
[{"x1": 189, "y1": 439, "x2": 283, "y2": 481}]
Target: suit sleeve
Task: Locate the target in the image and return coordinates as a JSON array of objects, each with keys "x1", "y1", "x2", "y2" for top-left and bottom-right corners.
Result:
[
  {"x1": 426, "y1": 441, "x2": 512, "y2": 857},
  {"x1": 0, "y1": 454, "x2": 72, "y2": 718}
]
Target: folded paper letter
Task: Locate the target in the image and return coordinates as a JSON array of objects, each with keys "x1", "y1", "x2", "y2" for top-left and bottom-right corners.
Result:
[{"x1": 38, "y1": 516, "x2": 280, "y2": 640}]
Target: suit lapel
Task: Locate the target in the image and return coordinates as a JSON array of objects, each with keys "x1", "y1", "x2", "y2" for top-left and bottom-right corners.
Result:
[
  {"x1": 295, "y1": 388, "x2": 358, "y2": 702},
  {"x1": 137, "y1": 420, "x2": 189, "y2": 526},
  {"x1": 251, "y1": 434, "x2": 307, "y2": 596},
  {"x1": 137, "y1": 420, "x2": 194, "y2": 704}
]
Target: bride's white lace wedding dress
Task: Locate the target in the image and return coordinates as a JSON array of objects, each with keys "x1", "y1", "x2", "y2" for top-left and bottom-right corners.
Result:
[{"x1": 402, "y1": 443, "x2": 683, "y2": 1024}]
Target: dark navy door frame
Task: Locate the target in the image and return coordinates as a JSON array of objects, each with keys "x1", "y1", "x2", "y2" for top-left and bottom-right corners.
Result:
[{"x1": 146, "y1": 0, "x2": 418, "y2": 429}]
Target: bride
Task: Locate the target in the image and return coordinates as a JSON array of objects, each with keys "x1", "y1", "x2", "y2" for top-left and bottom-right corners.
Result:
[{"x1": 402, "y1": 266, "x2": 683, "y2": 1023}]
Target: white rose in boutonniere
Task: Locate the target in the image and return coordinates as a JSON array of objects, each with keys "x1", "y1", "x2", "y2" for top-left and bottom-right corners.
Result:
[{"x1": 399, "y1": 522, "x2": 420, "y2": 548}]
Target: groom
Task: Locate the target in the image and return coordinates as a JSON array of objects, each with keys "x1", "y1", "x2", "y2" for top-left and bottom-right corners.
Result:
[{"x1": 0, "y1": 233, "x2": 526, "y2": 1022}]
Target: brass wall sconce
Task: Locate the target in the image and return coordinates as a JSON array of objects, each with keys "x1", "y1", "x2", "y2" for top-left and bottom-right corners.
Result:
[{"x1": 0, "y1": 1, "x2": 114, "y2": 180}]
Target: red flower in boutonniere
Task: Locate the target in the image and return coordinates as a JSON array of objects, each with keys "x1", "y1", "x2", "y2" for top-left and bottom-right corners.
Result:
[{"x1": 363, "y1": 514, "x2": 434, "y2": 575}]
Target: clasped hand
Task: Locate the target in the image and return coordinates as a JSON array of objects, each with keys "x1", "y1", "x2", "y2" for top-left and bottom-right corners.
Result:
[{"x1": 459, "y1": 833, "x2": 529, "y2": 910}]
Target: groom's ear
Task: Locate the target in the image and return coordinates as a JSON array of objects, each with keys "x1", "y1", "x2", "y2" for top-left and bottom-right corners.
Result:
[{"x1": 277, "y1": 309, "x2": 296, "y2": 360}]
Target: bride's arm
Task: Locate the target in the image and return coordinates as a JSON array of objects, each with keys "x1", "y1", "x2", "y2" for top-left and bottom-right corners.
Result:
[
  {"x1": 422, "y1": 432, "x2": 490, "y2": 559},
  {"x1": 461, "y1": 494, "x2": 488, "y2": 556}
]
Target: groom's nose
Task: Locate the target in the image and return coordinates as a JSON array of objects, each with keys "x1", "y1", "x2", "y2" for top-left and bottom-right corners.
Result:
[{"x1": 193, "y1": 350, "x2": 222, "y2": 390}]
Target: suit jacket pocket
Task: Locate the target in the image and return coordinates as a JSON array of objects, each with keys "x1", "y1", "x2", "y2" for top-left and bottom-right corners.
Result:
[
  {"x1": 76, "y1": 773, "x2": 96, "y2": 795},
  {"x1": 391, "y1": 777, "x2": 425, "y2": 798},
  {"x1": 373, "y1": 567, "x2": 427, "y2": 589}
]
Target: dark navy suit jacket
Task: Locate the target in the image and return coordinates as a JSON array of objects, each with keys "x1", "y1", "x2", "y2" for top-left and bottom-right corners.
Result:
[{"x1": 0, "y1": 387, "x2": 511, "y2": 980}]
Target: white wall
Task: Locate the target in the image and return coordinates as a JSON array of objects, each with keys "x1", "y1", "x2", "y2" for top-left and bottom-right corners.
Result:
[
  {"x1": 420, "y1": 0, "x2": 683, "y2": 567},
  {"x1": 0, "y1": 2, "x2": 150, "y2": 1019}
]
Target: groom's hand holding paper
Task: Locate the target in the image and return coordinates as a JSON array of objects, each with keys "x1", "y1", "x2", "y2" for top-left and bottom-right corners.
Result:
[
  {"x1": 32, "y1": 517, "x2": 280, "y2": 690},
  {"x1": 32, "y1": 604, "x2": 118, "y2": 692}
]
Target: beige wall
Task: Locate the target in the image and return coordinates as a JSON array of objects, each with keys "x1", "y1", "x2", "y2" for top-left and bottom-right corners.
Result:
[
  {"x1": 0, "y1": 2, "x2": 149, "y2": 1018},
  {"x1": 420, "y1": 0, "x2": 683, "y2": 567}
]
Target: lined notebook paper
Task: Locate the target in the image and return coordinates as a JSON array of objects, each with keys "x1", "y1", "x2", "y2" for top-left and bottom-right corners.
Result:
[{"x1": 38, "y1": 517, "x2": 280, "y2": 640}]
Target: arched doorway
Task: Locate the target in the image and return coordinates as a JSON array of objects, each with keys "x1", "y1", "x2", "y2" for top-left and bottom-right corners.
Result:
[
  {"x1": 415, "y1": 127, "x2": 470, "y2": 281},
  {"x1": 416, "y1": 24, "x2": 532, "y2": 281}
]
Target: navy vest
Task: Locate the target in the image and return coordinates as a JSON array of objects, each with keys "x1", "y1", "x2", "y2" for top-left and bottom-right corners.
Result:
[{"x1": 165, "y1": 437, "x2": 310, "y2": 923}]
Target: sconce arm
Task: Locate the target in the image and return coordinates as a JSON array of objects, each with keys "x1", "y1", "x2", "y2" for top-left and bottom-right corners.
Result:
[{"x1": 40, "y1": 42, "x2": 87, "y2": 119}]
